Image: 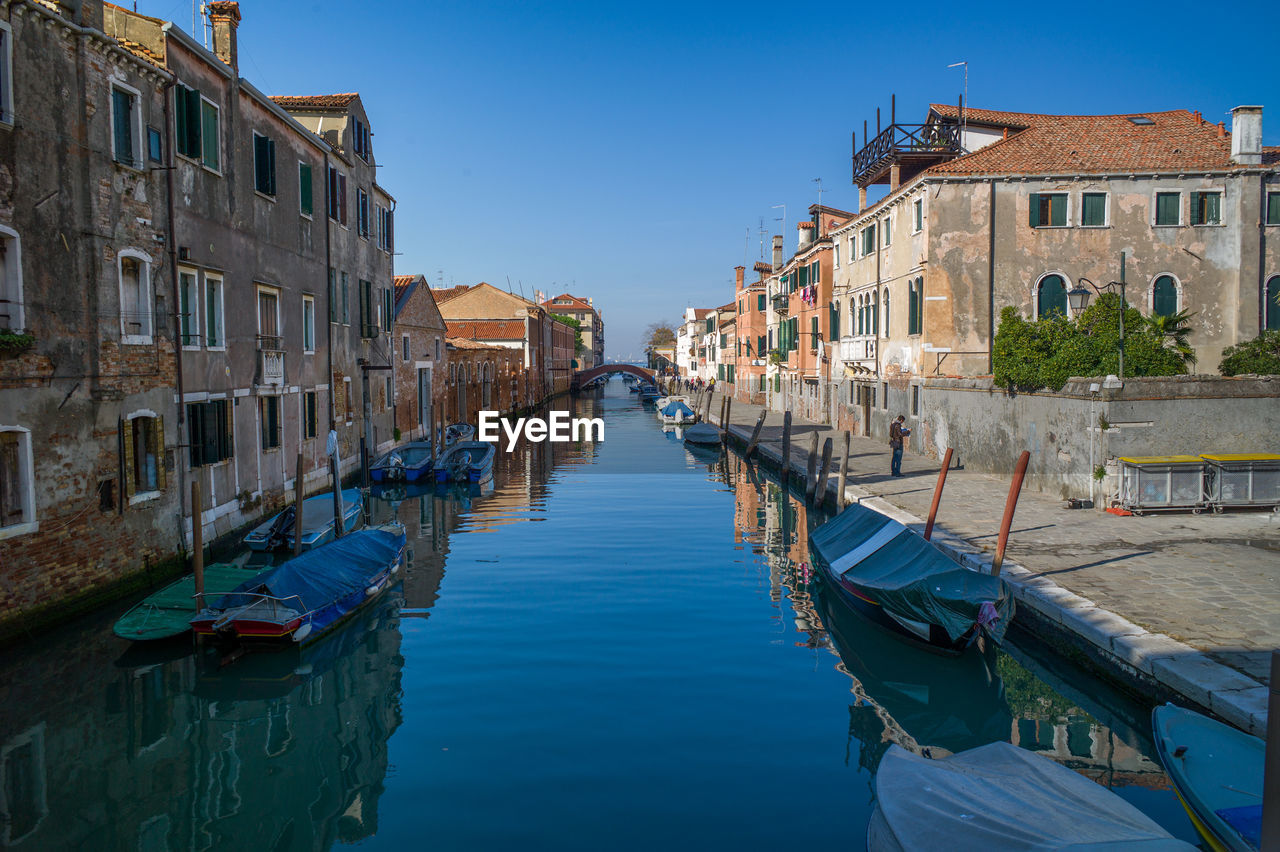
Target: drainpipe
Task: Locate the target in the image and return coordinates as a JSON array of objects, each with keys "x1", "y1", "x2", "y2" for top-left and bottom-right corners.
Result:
[
  {"x1": 162, "y1": 78, "x2": 189, "y2": 549},
  {"x1": 1261, "y1": 174, "x2": 1268, "y2": 335},
  {"x1": 324, "y1": 153, "x2": 335, "y2": 432},
  {"x1": 988, "y1": 178, "x2": 996, "y2": 374}
]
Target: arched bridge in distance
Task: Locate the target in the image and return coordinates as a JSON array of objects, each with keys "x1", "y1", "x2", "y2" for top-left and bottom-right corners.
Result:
[{"x1": 570, "y1": 364, "x2": 654, "y2": 391}]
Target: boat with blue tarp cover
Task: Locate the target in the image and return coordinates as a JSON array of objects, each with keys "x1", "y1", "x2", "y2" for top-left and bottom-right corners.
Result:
[
  {"x1": 809, "y1": 501, "x2": 1012, "y2": 654},
  {"x1": 658, "y1": 399, "x2": 697, "y2": 424},
  {"x1": 1152, "y1": 703, "x2": 1264, "y2": 852},
  {"x1": 370, "y1": 441, "x2": 434, "y2": 482},
  {"x1": 191, "y1": 524, "x2": 406, "y2": 645},
  {"x1": 242, "y1": 488, "x2": 362, "y2": 552}
]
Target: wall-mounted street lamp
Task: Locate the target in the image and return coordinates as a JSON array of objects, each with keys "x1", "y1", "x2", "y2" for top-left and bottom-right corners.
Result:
[{"x1": 1067, "y1": 251, "x2": 1129, "y2": 379}]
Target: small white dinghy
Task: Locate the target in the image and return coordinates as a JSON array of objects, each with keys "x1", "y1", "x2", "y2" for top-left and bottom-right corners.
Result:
[{"x1": 869, "y1": 741, "x2": 1195, "y2": 851}]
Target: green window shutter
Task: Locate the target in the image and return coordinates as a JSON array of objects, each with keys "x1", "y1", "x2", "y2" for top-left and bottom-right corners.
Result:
[
  {"x1": 342, "y1": 274, "x2": 350, "y2": 324},
  {"x1": 1037, "y1": 275, "x2": 1067, "y2": 319},
  {"x1": 299, "y1": 164, "x2": 314, "y2": 215},
  {"x1": 1028, "y1": 193, "x2": 1041, "y2": 227},
  {"x1": 1267, "y1": 277, "x2": 1280, "y2": 330},
  {"x1": 1152, "y1": 276, "x2": 1177, "y2": 317},
  {"x1": 175, "y1": 86, "x2": 192, "y2": 157},
  {"x1": 810, "y1": 316, "x2": 818, "y2": 348},
  {"x1": 359, "y1": 279, "x2": 373, "y2": 337},
  {"x1": 798, "y1": 265, "x2": 808, "y2": 289},
  {"x1": 200, "y1": 99, "x2": 219, "y2": 169},
  {"x1": 791, "y1": 318, "x2": 799, "y2": 351},
  {"x1": 812, "y1": 261, "x2": 820, "y2": 284},
  {"x1": 1082, "y1": 193, "x2": 1105, "y2": 226},
  {"x1": 327, "y1": 269, "x2": 336, "y2": 322},
  {"x1": 384, "y1": 288, "x2": 393, "y2": 331},
  {"x1": 254, "y1": 135, "x2": 268, "y2": 192},
  {"x1": 1050, "y1": 194, "x2": 1066, "y2": 227},
  {"x1": 758, "y1": 334, "x2": 766, "y2": 355},
  {"x1": 112, "y1": 88, "x2": 134, "y2": 165},
  {"x1": 1156, "y1": 193, "x2": 1180, "y2": 225},
  {"x1": 757, "y1": 294, "x2": 765, "y2": 311},
  {"x1": 267, "y1": 139, "x2": 277, "y2": 195},
  {"x1": 1268, "y1": 193, "x2": 1280, "y2": 226}
]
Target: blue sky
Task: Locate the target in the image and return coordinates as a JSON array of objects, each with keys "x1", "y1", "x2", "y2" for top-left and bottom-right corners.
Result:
[{"x1": 143, "y1": 0, "x2": 1279, "y2": 359}]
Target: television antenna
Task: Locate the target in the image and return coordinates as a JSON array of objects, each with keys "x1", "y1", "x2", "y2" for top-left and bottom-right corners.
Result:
[{"x1": 948, "y1": 61, "x2": 968, "y2": 141}]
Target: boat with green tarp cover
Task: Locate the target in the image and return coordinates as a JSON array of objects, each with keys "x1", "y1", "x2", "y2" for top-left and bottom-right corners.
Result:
[
  {"x1": 808, "y1": 502, "x2": 1013, "y2": 654},
  {"x1": 113, "y1": 564, "x2": 268, "y2": 641}
]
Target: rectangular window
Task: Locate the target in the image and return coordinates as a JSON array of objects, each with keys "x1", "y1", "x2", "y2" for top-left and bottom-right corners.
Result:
[
  {"x1": 385, "y1": 376, "x2": 393, "y2": 409},
  {"x1": 356, "y1": 188, "x2": 369, "y2": 237},
  {"x1": 912, "y1": 385, "x2": 919, "y2": 416},
  {"x1": 179, "y1": 269, "x2": 199, "y2": 346},
  {"x1": 147, "y1": 127, "x2": 163, "y2": 163},
  {"x1": 810, "y1": 316, "x2": 818, "y2": 352},
  {"x1": 1190, "y1": 191, "x2": 1221, "y2": 226},
  {"x1": 383, "y1": 287, "x2": 393, "y2": 332},
  {"x1": 205, "y1": 274, "x2": 224, "y2": 347},
  {"x1": 359, "y1": 279, "x2": 376, "y2": 338},
  {"x1": 757, "y1": 293, "x2": 765, "y2": 312},
  {"x1": 299, "y1": 163, "x2": 313, "y2": 216},
  {"x1": 187, "y1": 399, "x2": 232, "y2": 467},
  {"x1": 882, "y1": 382, "x2": 889, "y2": 409},
  {"x1": 882, "y1": 217, "x2": 891, "y2": 246},
  {"x1": 1155, "y1": 192, "x2": 1181, "y2": 226},
  {"x1": 341, "y1": 272, "x2": 350, "y2": 324},
  {"x1": 862, "y1": 224, "x2": 877, "y2": 255},
  {"x1": 302, "y1": 295, "x2": 315, "y2": 352},
  {"x1": 328, "y1": 268, "x2": 337, "y2": 322},
  {"x1": 257, "y1": 288, "x2": 279, "y2": 342},
  {"x1": 253, "y1": 132, "x2": 276, "y2": 196},
  {"x1": 0, "y1": 24, "x2": 13, "y2": 126},
  {"x1": 833, "y1": 242, "x2": 840, "y2": 267},
  {"x1": 338, "y1": 174, "x2": 347, "y2": 225},
  {"x1": 913, "y1": 199, "x2": 923, "y2": 232},
  {"x1": 352, "y1": 117, "x2": 371, "y2": 161},
  {"x1": 402, "y1": 334, "x2": 410, "y2": 361},
  {"x1": 1028, "y1": 192, "x2": 1067, "y2": 227},
  {"x1": 0, "y1": 429, "x2": 29, "y2": 528},
  {"x1": 199, "y1": 98, "x2": 219, "y2": 170},
  {"x1": 1081, "y1": 192, "x2": 1107, "y2": 227},
  {"x1": 260, "y1": 395, "x2": 280, "y2": 450},
  {"x1": 303, "y1": 391, "x2": 318, "y2": 439},
  {"x1": 1267, "y1": 192, "x2": 1280, "y2": 226},
  {"x1": 130, "y1": 416, "x2": 160, "y2": 494},
  {"x1": 111, "y1": 85, "x2": 139, "y2": 167},
  {"x1": 118, "y1": 254, "x2": 151, "y2": 341},
  {"x1": 175, "y1": 85, "x2": 201, "y2": 159}
]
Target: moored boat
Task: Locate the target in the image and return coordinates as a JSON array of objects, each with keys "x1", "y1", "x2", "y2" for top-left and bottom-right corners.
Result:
[
  {"x1": 192, "y1": 523, "x2": 406, "y2": 645},
  {"x1": 1152, "y1": 703, "x2": 1264, "y2": 852},
  {"x1": 242, "y1": 488, "x2": 362, "y2": 552},
  {"x1": 434, "y1": 440, "x2": 496, "y2": 484},
  {"x1": 682, "y1": 422, "x2": 722, "y2": 445},
  {"x1": 808, "y1": 501, "x2": 1012, "y2": 654},
  {"x1": 370, "y1": 441, "x2": 434, "y2": 482},
  {"x1": 444, "y1": 423, "x2": 475, "y2": 445},
  {"x1": 113, "y1": 563, "x2": 268, "y2": 641},
  {"x1": 868, "y1": 741, "x2": 1196, "y2": 851},
  {"x1": 658, "y1": 399, "x2": 697, "y2": 424}
]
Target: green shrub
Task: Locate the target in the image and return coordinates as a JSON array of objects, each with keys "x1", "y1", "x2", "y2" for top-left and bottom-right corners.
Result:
[{"x1": 1219, "y1": 331, "x2": 1280, "y2": 376}]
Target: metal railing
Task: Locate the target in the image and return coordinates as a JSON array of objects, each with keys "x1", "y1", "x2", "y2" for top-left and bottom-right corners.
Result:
[{"x1": 852, "y1": 122, "x2": 963, "y2": 185}]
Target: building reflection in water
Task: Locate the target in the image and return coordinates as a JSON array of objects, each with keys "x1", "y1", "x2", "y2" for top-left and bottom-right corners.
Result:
[{"x1": 723, "y1": 452, "x2": 1168, "y2": 794}]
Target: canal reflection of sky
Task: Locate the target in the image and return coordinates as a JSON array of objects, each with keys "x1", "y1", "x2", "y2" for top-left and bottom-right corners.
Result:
[{"x1": 0, "y1": 379, "x2": 1198, "y2": 849}]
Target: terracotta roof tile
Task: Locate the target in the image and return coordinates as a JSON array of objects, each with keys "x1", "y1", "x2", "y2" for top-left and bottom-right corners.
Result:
[
  {"x1": 541, "y1": 293, "x2": 595, "y2": 312},
  {"x1": 447, "y1": 336, "x2": 506, "y2": 351},
  {"x1": 393, "y1": 275, "x2": 417, "y2": 306},
  {"x1": 929, "y1": 103, "x2": 1041, "y2": 128},
  {"x1": 925, "y1": 107, "x2": 1265, "y2": 176},
  {"x1": 432, "y1": 285, "x2": 474, "y2": 304},
  {"x1": 268, "y1": 93, "x2": 360, "y2": 111},
  {"x1": 445, "y1": 319, "x2": 526, "y2": 340}
]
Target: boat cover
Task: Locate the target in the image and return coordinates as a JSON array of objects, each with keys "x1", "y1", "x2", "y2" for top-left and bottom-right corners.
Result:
[
  {"x1": 683, "y1": 423, "x2": 721, "y2": 444},
  {"x1": 810, "y1": 501, "x2": 1012, "y2": 643},
  {"x1": 870, "y1": 742, "x2": 1196, "y2": 851},
  {"x1": 661, "y1": 401, "x2": 695, "y2": 418},
  {"x1": 218, "y1": 528, "x2": 405, "y2": 614}
]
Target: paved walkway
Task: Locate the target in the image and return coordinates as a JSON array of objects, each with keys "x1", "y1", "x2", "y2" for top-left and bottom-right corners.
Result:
[{"x1": 690, "y1": 389, "x2": 1278, "y2": 733}]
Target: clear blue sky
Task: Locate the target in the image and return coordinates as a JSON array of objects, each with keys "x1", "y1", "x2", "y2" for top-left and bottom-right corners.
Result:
[{"x1": 142, "y1": 0, "x2": 1279, "y2": 360}]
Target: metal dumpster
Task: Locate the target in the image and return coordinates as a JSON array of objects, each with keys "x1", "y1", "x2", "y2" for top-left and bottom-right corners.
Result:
[
  {"x1": 1200, "y1": 453, "x2": 1280, "y2": 512},
  {"x1": 1117, "y1": 456, "x2": 1206, "y2": 514}
]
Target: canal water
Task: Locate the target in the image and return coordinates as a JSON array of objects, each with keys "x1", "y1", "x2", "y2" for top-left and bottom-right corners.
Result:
[{"x1": 0, "y1": 380, "x2": 1202, "y2": 849}]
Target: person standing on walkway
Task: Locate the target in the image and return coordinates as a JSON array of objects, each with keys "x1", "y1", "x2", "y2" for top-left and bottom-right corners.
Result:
[{"x1": 889, "y1": 415, "x2": 910, "y2": 476}]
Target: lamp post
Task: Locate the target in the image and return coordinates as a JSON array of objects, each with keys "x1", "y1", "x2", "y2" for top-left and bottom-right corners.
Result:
[{"x1": 1067, "y1": 251, "x2": 1128, "y2": 380}]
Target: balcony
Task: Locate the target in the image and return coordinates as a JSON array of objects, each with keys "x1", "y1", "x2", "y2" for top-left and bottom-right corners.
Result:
[
  {"x1": 770, "y1": 292, "x2": 790, "y2": 314},
  {"x1": 839, "y1": 336, "x2": 876, "y2": 362},
  {"x1": 256, "y1": 335, "x2": 285, "y2": 387},
  {"x1": 852, "y1": 121, "x2": 963, "y2": 188}
]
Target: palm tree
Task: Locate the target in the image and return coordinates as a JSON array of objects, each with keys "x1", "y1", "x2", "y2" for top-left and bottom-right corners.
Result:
[{"x1": 1145, "y1": 309, "x2": 1196, "y2": 368}]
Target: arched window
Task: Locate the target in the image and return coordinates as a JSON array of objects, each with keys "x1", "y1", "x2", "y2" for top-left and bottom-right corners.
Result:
[
  {"x1": 1037, "y1": 274, "x2": 1067, "y2": 319},
  {"x1": 883, "y1": 288, "x2": 890, "y2": 337},
  {"x1": 1152, "y1": 275, "x2": 1179, "y2": 317},
  {"x1": 871, "y1": 292, "x2": 879, "y2": 336},
  {"x1": 1267, "y1": 276, "x2": 1280, "y2": 331},
  {"x1": 857, "y1": 296, "x2": 864, "y2": 335}
]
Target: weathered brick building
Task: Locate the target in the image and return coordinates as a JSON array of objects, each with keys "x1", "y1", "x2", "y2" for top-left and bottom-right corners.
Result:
[
  {"x1": 443, "y1": 336, "x2": 523, "y2": 422},
  {"x1": 391, "y1": 274, "x2": 447, "y2": 440},
  {"x1": 540, "y1": 292, "x2": 605, "y2": 369},
  {"x1": 0, "y1": 0, "x2": 181, "y2": 638}
]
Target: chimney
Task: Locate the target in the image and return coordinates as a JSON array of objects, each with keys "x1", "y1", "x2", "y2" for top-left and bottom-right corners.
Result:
[
  {"x1": 734, "y1": 266, "x2": 745, "y2": 290},
  {"x1": 771, "y1": 235, "x2": 784, "y2": 271},
  {"x1": 797, "y1": 221, "x2": 816, "y2": 250},
  {"x1": 1229, "y1": 106, "x2": 1263, "y2": 165},
  {"x1": 58, "y1": 0, "x2": 103, "y2": 30},
  {"x1": 1218, "y1": 121, "x2": 1226, "y2": 139},
  {"x1": 208, "y1": 1, "x2": 241, "y2": 71}
]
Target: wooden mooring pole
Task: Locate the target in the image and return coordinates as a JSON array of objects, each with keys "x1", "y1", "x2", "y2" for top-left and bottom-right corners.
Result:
[
  {"x1": 805, "y1": 432, "x2": 820, "y2": 500},
  {"x1": 780, "y1": 412, "x2": 792, "y2": 484},
  {"x1": 745, "y1": 410, "x2": 767, "y2": 458},
  {"x1": 293, "y1": 452, "x2": 306, "y2": 555},
  {"x1": 836, "y1": 431, "x2": 851, "y2": 509},
  {"x1": 815, "y1": 437, "x2": 834, "y2": 506},
  {"x1": 923, "y1": 447, "x2": 954, "y2": 541},
  {"x1": 191, "y1": 480, "x2": 204, "y2": 608},
  {"x1": 990, "y1": 450, "x2": 1030, "y2": 575},
  {"x1": 724, "y1": 397, "x2": 732, "y2": 438}
]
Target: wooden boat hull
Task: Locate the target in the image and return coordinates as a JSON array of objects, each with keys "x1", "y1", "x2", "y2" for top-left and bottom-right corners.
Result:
[
  {"x1": 818, "y1": 565, "x2": 973, "y2": 655},
  {"x1": 113, "y1": 563, "x2": 266, "y2": 641}
]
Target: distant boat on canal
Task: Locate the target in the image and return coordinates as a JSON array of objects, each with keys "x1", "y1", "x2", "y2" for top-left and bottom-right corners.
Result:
[
  {"x1": 868, "y1": 740, "x2": 1196, "y2": 850},
  {"x1": 242, "y1": 488, "x2": 363, "y2": 552},
  {"x1": 191, "y1": 523, "x2": 406, "y2": 645},
  {"x1": 370, "y1": 441, "x2": 434, "y2": 482},
  {"x1": 1152, "y1": 703, "x2": 1264, "y2": 852},
  {"x1": 112, "y1": 562, "x2": 269, "y2": 641},
  {"x1": 809, "y1": 501, "x2": 1013, "y2": 654}
]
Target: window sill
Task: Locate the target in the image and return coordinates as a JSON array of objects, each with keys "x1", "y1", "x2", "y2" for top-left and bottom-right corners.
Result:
[
  {"x1": 1152, "y1": 224, "x2": 1183, "y2": 228},
  {"x1": 201, "y1": 163, "x2": 222, "y2": 177},
  {"x1": 1030, "y1": 225, "x2": 1071, "y2": 230},
  {"x1": 262, "y1": 446, "x2": 281, "y2": 454},
  {"x1": 255, "y1": 191, "x2": 277, "y2": 203},
  {"x1": 114, "y1": 160, "x2": 146, "y2": 174},
  {"x1": 300, "y1": 212, "x2": 313, "y2": 221},
  {"x1": 1190, "y1": 223, "x2": 1224, "y2": 228},
  {"x1": 206, "y1": 345, "x2": 226, "y2": 352},
  {"x1": 128, "y1": 490, "x2": 161, "y2": 506},
  {"x1": 1079, "y1": 224, "x2": 1110, "y2": 229},
  {"x1": 0, "y1": 521, "x2": 38, "y2": 541},
  {"x1": 121, "y1": 335, "x2": 154, "y2": 346}
]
